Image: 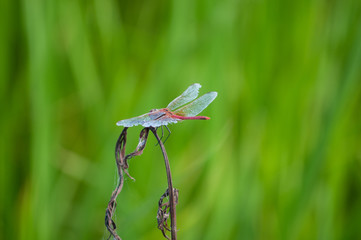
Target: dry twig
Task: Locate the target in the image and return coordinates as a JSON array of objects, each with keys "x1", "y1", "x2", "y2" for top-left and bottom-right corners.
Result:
[
  {"x1": 105, "y1": 127, "x2": 178, "y2": 240},
  {"x1": 151, "y1": 127, "x2": 178, "y2": 240}
]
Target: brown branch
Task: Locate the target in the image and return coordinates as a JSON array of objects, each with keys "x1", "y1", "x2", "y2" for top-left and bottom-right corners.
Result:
[
  {"x1": 150, "y1": 127, "x2": 177, "y2": 240},
  {"x1": 105, "y1": 127, "x2": 150, "y2": 240},
  {"x1": 157, "y1": 188, "x2": 179, "y2": 239},
  {"x1": 106, "y1": 127, "x2": 178, "y2": 240},
  {"x1": 105, "y1": 127, "x2": 128, "y2": 240},
  {"x1": 123, "y1": 128, "x2": 150, "y2": 180}
]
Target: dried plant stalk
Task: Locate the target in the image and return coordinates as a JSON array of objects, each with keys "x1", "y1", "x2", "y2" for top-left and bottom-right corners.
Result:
[
  {"x1": 105, "y1": 127, "x2": 150, "y2": 240},
  {"x1": 105, "y1": 127, "x2": 128, "y2": 240},
  {"x1": 105, "y1": 127, "x2": 178, "y2": 240},
  {"x1": 157, "y1": 188, "x2": 179, "y2": 239},
  {"x1": 151, "y1": 127, "x2": 178, "y2": 240}
]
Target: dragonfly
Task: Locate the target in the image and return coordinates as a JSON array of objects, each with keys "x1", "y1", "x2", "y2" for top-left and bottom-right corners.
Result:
[{"x1": 116, "y1": 83, "x2": 217, "y2": 129}]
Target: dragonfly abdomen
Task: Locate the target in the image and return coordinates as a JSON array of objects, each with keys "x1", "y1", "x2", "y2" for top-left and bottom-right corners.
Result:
[{"x1": 171, "y1": 115, "x2": 210, "y2": 120}]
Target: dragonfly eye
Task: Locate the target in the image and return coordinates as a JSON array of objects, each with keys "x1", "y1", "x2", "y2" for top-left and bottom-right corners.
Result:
[{"x1": 149, "y1": 109, "x2": 157, "y2": 112}]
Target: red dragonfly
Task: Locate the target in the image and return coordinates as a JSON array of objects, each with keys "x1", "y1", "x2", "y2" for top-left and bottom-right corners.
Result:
[{"x1": 116, "y1": 83, "x2": 217, "y2": 128}]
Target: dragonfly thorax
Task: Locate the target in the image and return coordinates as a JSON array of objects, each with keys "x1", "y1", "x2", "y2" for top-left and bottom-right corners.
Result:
[{"x1": 150, "y1": 108, "x2": 170, "y2": 113}]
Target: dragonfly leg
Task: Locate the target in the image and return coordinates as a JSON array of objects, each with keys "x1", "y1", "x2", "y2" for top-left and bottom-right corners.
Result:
[
  {"x1": 162, "y1": 126, "x2": 171, "y2": 144},
  {"x1": 155, "y1": 126, "x2": 164, "y2": 146},
  {"x1": 161, "y1": 126, "x2": 164, "y2": 141}
]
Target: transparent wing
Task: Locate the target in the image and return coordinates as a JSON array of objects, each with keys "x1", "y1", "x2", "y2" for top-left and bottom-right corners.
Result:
[
  {"x1": 116, "y1": 113, "x2": 153, "y2": 127},
  {"x1": 116, "y1": 111, "x2": 178, "y2": 127},
  {"x1": 173, "y1": 92, "x2": 217, "y2": 117},
  {"x1": 167, "y1": 83, "x2": 201, "y2": 111},
  {"x1": 142, "y1": 117, "x2": 179, "y2": 128}
]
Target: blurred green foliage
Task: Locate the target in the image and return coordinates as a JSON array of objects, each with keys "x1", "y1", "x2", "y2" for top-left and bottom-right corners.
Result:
[{"x1": 1, "y1": 0, "x2": 361, "y2": 239}]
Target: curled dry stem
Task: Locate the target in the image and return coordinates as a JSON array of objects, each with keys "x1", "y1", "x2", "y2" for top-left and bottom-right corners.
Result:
[
  {"x1": 157, "y1": 188, "x2": 179, "y2": 239},
  {"x1": 105, "y1": 127, "x2": 128, "y2": 240},
  {"x1": 105, "y1": 127, "x2": 150, "y2": 240},
  {"x1": 105, "y1": 127, "x2": 178, "y2": 240}
]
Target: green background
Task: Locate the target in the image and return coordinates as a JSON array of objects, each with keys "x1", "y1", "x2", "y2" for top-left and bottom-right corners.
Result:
[{"x1": 1, "y1": 0, "x2": 361, "y2": 239}]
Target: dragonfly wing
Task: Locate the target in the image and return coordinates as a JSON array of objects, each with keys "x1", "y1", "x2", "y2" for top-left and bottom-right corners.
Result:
[
  {"x1": 167, "y1": 83, "x2": 202, "y2": 111},
  {"x1": 173, "y1": 92, "x2": 217, "y2": 117},
  {"x1": 116, "y1": 113, "x2": 152, "y2": 127},
  {"x1": 142, "y1": 117, "x2": 179, "y2": 128},
  {"x1": 116, "y1": 111, "x2": 177, "y2": 127}
]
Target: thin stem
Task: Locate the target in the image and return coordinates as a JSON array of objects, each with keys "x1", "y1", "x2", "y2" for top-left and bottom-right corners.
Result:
[
  {"x1": 151, "y1": 128, "x2": 177, "y2": 240},
  {"x1": 105, "y1": 127, "x2": 128, "y2": 240}
]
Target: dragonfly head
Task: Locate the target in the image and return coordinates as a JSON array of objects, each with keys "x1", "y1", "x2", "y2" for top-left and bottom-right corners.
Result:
[{"x1": 149, "y1": 109, "x2": 158, "y2": 113}]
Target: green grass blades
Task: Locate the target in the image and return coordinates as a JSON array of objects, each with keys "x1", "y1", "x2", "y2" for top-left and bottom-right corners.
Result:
[{"x1": 1, "y1": 0, "x2": 361, "y2": 239}]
